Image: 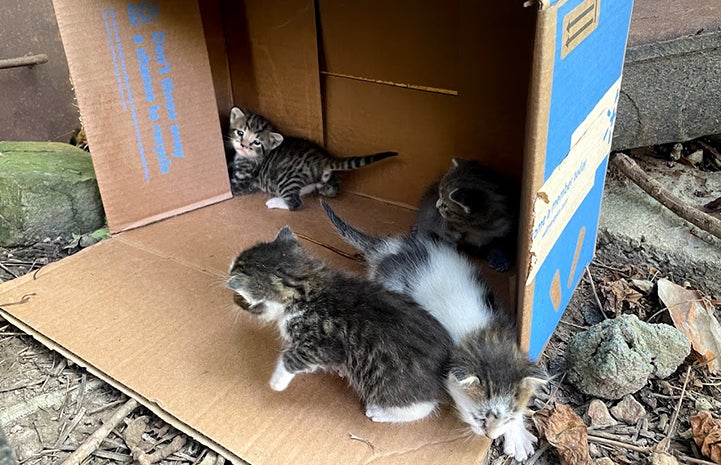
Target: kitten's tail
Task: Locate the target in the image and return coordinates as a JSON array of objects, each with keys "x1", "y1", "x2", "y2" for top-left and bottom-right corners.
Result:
[
  {"x1": 320, "y1": 200, "x2": 383, "y2": 253},
  {"x1": 327, "y1": 151, "x2": 398, "y2": 172}
]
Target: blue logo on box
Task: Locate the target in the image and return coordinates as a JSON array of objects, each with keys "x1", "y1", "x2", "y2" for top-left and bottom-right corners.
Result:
[{"x1": 128, "y1": 2, "x2": 160, "y2": 26}]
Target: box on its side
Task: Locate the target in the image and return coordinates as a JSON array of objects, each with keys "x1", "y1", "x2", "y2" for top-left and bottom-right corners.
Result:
[{"x1": 0, "y1": 0, "x2": 634, "y2": 463}]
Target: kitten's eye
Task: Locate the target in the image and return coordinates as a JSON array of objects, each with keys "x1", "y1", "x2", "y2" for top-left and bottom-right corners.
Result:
[
  {"x1": 235, "y1": 129, "x2": 244, "y2": 137},
  {"x1": 252, "y1": 140, "x2": 261, "y2": 146}
]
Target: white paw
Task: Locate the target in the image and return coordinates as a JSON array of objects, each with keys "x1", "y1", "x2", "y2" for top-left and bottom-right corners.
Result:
[
  {"x1": 266, "y1": 197, "x2": 289, "y2": 210},
  {"x1": 364, "y1": 402, "x2": 436, "y2": 423},
  {"x1": 269, "y1": 358, "x2": 294, "y2": 391},
  {"x1": 365, "y1": 405, "x2": 393, "y2": 422},
  {"x1": 502, "y1": 422, "x2": 537, "y2": 462}
]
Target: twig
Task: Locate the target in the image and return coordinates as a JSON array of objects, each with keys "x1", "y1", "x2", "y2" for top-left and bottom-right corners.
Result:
[
  {"x1": 611, "y1": 152, "x2": 721, "y2": 240},
  {"x1": 0, "y1": 378, "x2": 44, "y2": 393},
  {"x1": 59, "y1": 397, "x2": 139, "y2": 465},
  {"x1": 54, "y1": 407, "x2": 86, "y2": 448},
  {"x1": 0, "y1": 293, "x2": 36, "y2": 307},
  {"x1": 679, "y1": 455, "x2": 719, "y2": 465},
  {"x1": 586, "y1": 434, "x2": 651, "y2": 453},
  {"x1": 657, "y1": 365, "x2": 693, "y2": 452},
  {"x1": 348, "y1": 432, "x2": 375, "y2": 451},
  {"x1": 133, "y1": 435, "x2": 187, "y2": 465},
  {"x1": 585, "y1": 266, "x2": 608, "y2": 319},
  {"x1": 0, "y1": 380, "x2": 102, "y2": 427},
  {"x1": 0, "y1": 262, "x2": 18, "y2": 278}
]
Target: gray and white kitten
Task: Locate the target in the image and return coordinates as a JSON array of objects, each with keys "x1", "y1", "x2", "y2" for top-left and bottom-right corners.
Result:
[
  {"x1": 322, "y1": 201, "x2": 545, "y2": 461},
  {"x1": 414, "y1": 158, "x2": 519, "y2": 271},
  {"x1": 226, "y1": 226, "x2": 452, "y2": 423},
  {"x1": 227, "y1": 107, "x2": 397, "y2": 210}
]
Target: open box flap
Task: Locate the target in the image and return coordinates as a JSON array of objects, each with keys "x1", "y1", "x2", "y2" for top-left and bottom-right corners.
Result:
[
  {"x1": 0, "y1": 195, "x2": 491, "y2": 465},
  {"x1": 52, "y1": 0, "x2": 232, "y2": 233}
]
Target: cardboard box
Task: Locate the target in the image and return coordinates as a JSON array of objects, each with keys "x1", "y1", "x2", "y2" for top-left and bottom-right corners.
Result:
[{"x1": 0, "y1": 0, "x2": 634, "y2": 463}]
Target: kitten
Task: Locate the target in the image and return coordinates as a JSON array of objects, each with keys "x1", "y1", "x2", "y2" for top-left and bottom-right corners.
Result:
[
  {"x1": 414, "y1": 158, "x2": 520, "y2": 271},
  {"x1": 227, "y1": 107, "x2": 397, "y2": 210},
  {"x1": 322, "y1": 201, "x2": 545, "y2": 461},
  {"x1": 226, "y1": 226, "x2": 452, "y2": 423}
]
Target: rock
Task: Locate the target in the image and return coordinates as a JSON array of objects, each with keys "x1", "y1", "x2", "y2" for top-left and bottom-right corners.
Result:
[
  {"x1": 610, "y1": 395, "x2": 647, "y2": 424},
  {"x1": 695, "y1": 397, "x2": 714, "y2": 412},
  {"x1": 586, "y1": 400, "x2": 618, "y2": 428},
  {"x1": 0, "y1": 141, "x2": 104, "y2": 247},
  {"x1": 630, "y1": 279, "x2": 654, "y2": 294},
  {"x1": 649, "y1": 452, "x2": 679, "y2": 465},
  {"x1": 566, "y1": 314, "x2": 691, "y2": 399}
]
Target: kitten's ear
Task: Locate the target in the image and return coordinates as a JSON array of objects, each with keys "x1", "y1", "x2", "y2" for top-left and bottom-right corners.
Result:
[
  {"x1": 268, "y1": 132, "x2": 284, "y2": 150},
  {"x1": 275, "y1": 226, "x2": 298, "y2": 243},
  {"x1": 230, "y1": 107, "x2": 248, "y2": 126},
  {"x1": 451, "y1": 157, "x2": 469, "y2": 168},
  {"x1": 449, "y1": 369, "x2": 480, "y2": 388},
  {"x1": 448, "y1": 188, "x2": 472, "y2": 214},
  {"x1": 520, "y1": 375, "x2": 547, "y2": 394}
]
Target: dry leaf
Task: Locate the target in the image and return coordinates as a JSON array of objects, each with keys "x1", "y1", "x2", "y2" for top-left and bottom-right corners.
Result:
[
  {"x1": 124, "y1": 415, "x2": 152, "y2": 452},
  {"x1": 600, "y1": 278, "x2": 643, "y2": 314},
  {"x1": 533, "y1": 404, "x2": 591, "y2": 465},
  {"x1": 690, "y1": 410, "x2": 721, "y2": 464},
  {"x1": 657, "y1": 278, "x2": 721, "y2": 373}
]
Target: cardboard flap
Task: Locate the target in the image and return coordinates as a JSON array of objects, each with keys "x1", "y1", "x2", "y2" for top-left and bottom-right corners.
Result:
[
  {"x1": 52, "y1": 0, "x2": 231, "y2": 233},
  {"x1": 0, "y1": 195, "x2": 490, "y2": 465}
]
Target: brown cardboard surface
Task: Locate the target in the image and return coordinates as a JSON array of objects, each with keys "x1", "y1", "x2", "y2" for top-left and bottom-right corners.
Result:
[
  {"x1": 231, "y1": 0, "x2": 324, "y2": 144},
  {"x1": 52, "y1": 0, "x2": 231, "y2": 233},
  {"x1": 0, "y1": 195, "x2": 490, "y2": 465},
  {"x1": 324, "y1": 76, "x2": 457, "y2": 207},
  {"x1": 317, "y1": 0, "x2": 458, "y2": 92}
]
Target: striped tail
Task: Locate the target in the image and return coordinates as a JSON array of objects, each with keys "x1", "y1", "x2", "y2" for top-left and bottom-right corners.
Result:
[
  {"x1": 326, "y1": 151, "x2": 398, "y2": 171},
  {"x1": 321, "y1": 200, "x2": 383, "y2": 253}
]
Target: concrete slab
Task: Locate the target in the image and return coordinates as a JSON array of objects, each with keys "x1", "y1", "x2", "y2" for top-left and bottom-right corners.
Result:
[
  {"x1": 613, "y1": 0, "x2": 721, "y2": 149},
  {"x1": 597, "y1": 155, "x2": 721, "y2": 296}
]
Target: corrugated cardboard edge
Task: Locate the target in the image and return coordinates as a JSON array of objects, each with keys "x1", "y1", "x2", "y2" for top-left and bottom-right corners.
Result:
[
  {"x1": 517, "y1": 6, "x2": 557, "y2": 353},
  {"x1": 111, "y1": 192, "x2": 232, "y2": 234},
  {"x1": 0, "y1": 247, "x2": 243, "y2": 464}
]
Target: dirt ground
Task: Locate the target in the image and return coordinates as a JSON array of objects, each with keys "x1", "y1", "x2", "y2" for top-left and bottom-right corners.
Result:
[{"x1": 1, "y1": 139, "x2": 721, "y2": 464}]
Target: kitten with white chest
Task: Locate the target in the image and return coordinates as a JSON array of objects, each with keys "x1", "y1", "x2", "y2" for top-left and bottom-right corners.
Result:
[
  {"x1": 227, "y1": 107, "x2": 397, "y2": 210},
  {"x1": 414, "y1": 158, "x2": 520, "y2": 271},
  {"x1": 322, "y1": 201, "x2": 546, "y2": 461},
  {"x1": 226, "y1": 226, "x2": 452, "y2": 423}
]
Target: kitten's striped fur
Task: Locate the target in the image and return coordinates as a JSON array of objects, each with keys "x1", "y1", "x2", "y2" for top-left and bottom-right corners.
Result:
[
  {"x1": 227, "y1": 226, "x2": 452, "y2": 422},
  {"x1": 227, "y1": 107, "x2": 397, "y2": 210}
]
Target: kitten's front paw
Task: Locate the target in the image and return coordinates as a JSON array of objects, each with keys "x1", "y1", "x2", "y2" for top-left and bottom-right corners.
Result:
[
  {"x1": 502, "y1": 423, "x2": 537, "y2": 462},
  {"x1": 266, "y1": 197, "x2": 290, "y2": 210},
  {"x1": 269, "y1": 359, "x2": 295, "y2": 391}
]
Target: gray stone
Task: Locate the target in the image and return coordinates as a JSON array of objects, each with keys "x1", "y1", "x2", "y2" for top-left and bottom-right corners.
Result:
[
  {"x1": 610, "y1": 395, "x2": 647, "y2": 424},
  {"x1": 566, "y1": 314, "x2": 691, "y2": 400},
  {"x1": 614, "y1": 31, "x2": 721, "y2": 150},
  {"x1": 0, "y1": 142, "x2": 104, "y2": 246},
  {"x1": 599, "y1": 156, "x2": 721, "y2": 297},
  {"x1": 586, "y1": 399, "x2": 618, "y2": 428},
  {"x1": 695, "y1": 397, "x2": 714, "y2": 411}
]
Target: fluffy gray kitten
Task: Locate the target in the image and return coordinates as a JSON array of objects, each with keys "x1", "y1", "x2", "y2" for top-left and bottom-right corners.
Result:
[
  {"x1": 414, "y1": 158, "x2": 519, "y2": 271},
  {"x1": 226, "y1": 226, "x2": 452, "y2": 423},
  {"x1": 322, "y1": 201, "x2": 546, "y2": 461},
  {"x1": 227, "y1": 107, "x2": 397, "y2": 210}
]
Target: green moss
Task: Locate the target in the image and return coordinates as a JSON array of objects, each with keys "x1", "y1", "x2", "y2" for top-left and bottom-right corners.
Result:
[{"x1": 0, "y1": 142, "x2": 104, "y2": 246}]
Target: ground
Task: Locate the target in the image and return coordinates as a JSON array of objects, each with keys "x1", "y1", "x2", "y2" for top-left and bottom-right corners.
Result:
[{"x1": 1, "y1": 140, "x2": 721, "y2": 464}]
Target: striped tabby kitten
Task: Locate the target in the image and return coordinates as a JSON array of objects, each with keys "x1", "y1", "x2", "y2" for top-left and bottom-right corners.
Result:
[
  {"x1": 227, "y1": 107, "x2": 397, "y2": 210},
  {"x1": 227, "y1": 226, "x2": 452, "y2": 423},
  {"x1": 415, "y1": 158, "x2": 520, "y2": 271},
  {"x1": 322, "y1": 201, "x2": 545, "y2": 461}
]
